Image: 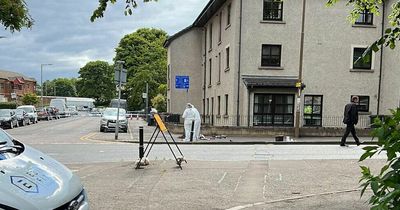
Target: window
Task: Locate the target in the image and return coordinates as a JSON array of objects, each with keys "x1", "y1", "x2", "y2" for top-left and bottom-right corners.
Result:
[
  {"x1": 207, "y1": 98, "x2": 210, "y2": 115},
  {"x1": 209, "y1": 23, "x2": 213, "y2": 50},
  {"x1": 219, "y1": 12, "x2": 222, "y2": 43},
  {"x1": 0, "y1": 83, "x2": 4, "y2": 90},
  {"x1": 227, "y1": 4, "x2": 231, "y2": 26},
  {"x1": 353, "y1": 47, "x2": 372, "y2": 69},
  {"x1": 217, "y1": 96, "x2": 221, "y2": 115},
  {"x1": 304, "y1": 95, "x2": 323, "y2": 126},
  {"x1": 209, "y1": 58, "x2": 212, "y2": 86},
  {"x1": 226, "y1": 47, "x2": 230, "y2": 69},
  {"x1": 261, "y1": 45, "x2": 281, "y2": 67},
  {"x1": 218, "y1": 52, "x2": 221, "y2": 83},
  {"x1": 351, "y1": 95, "x2": 370, "y2": 112},
  {"x1": 225, "y1": 94, "x2": 229, "y2": 115},
  {"x1": 263, "y1": 0, "x2": 283, "y2": 21},
  {"x1": 355, "y1": 10, "x2": 373, "y2": 25},
  {"x1": 253, "y1": 94, "x2": 294, "y2": 126}
]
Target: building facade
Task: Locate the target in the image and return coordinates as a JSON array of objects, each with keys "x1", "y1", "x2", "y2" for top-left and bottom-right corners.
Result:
[
  {"x1": 165, "y1": 0, "x2": 400, "y2": 128},
  {"x1": 0, "y1": 70, "x2": 37, "y2": 102}
]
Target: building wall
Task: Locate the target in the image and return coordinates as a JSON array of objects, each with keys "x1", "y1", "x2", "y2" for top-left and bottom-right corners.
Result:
[
  {"x1": 203, "y1": 0, "x2": 240, "y2": 125},
  {"x1": 167, "y1": 0, "x2": 399, "y2": 127},
  {"x1": 380, "y1": 0, "x2": 400, "y2": 114},
  {"x1": 167, "y1": 28, "x2": 203, "y2": 114}
]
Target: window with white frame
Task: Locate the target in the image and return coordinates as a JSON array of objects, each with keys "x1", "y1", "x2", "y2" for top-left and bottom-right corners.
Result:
[{"x1": 263, "y1": 0, "x2": 283, "y2": 21}]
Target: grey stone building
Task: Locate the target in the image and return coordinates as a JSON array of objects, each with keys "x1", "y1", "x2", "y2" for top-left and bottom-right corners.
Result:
[{"x1": 164, "y1": 0, "x2": 400, "y2": 128}]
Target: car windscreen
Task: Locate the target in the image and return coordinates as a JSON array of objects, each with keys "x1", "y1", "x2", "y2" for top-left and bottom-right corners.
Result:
[
  {"x1": 18, "y1": 107, "x2": 33, "y2": 113},
  {"x1": 0, "y1": 110, "x2": 11, "y2": 116},
  {"x1": 15, "y1": 109, "x2": 24, "y2": 115},
  {"x1": 103, "y1": 109, "x2": 126, "y2": 116}
]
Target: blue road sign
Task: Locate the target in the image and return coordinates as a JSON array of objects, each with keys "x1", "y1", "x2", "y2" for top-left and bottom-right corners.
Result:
[{"x1": 175, "y1": 76, "x2": 189, "y2": 89}]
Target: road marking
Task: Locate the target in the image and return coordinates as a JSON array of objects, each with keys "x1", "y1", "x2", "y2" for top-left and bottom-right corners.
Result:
[
  {"x1": 263, "y1": 174, "x2": 268, "y2": 199},
  {"x1": 80, "y1": 132, "x2": 109, "y2": 143},
  {"x1": 218, "y1": 172, "x2": 227, "y2": 184},
  {"x1": 234, "y1": 175, "x2": 242, "y2": 192},
  {"x1": 226, "y1": 188, "x2": 360, "y2": 210}
]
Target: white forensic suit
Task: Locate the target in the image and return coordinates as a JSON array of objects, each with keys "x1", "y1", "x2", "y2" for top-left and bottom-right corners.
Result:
[
  {"x1": 192, "y1": 106, "x2": 201, "y2": 140},
  {"x1": 182, "y1": 105, "x2": 196, "y2": 141}
]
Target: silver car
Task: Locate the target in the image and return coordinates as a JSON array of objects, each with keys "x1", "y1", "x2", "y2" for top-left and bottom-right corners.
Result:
[{"x1": 100, "y1": 108, "x2": 128, "y2": 133}]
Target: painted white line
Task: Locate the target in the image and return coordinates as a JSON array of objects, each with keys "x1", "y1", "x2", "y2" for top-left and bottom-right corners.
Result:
[
  {"x1": 278, "y1": 173, "x2": 282, "y2": 181},
  {"x1": 226, "y1": 188, "x2": 360, "y2": 210},
  {"x1": 234, "y1": 175, "x2": 242, "y2": 192},
  {"x1": 218, "y1": 172, "x2": 227, "y2": 184}
]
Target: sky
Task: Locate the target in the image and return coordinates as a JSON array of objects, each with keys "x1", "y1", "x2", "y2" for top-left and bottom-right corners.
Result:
[{"x1": 0, "y1": 0, "x2": 209, "y2": 82}]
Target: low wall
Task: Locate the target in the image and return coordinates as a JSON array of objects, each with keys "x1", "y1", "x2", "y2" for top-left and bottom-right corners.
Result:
[{"x1": 165, "y1": 123, "x2": 372, "y2": 137}]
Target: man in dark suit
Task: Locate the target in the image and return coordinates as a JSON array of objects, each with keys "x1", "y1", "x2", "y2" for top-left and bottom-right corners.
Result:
[{"x1": 341, "y1": 96, "x2": 361, "y2": 146}]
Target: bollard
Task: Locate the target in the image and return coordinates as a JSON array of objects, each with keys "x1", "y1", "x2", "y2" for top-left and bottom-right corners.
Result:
[
  {"x1": 139, "y1": 126, "x2": 144, "y2": 159},
  {"x1": 190, "y1": 120, "x2": 195, "y2": 142}
]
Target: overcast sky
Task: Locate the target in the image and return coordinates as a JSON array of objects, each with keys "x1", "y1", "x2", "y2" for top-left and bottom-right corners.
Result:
[{"x1": 0, "y1": 0, "x2": 208, "y2": 82}]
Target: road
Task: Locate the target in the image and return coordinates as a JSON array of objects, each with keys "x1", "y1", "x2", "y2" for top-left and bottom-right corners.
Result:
[{"x1": 5, "y1": 114, "x2": 385, "y2": 209}]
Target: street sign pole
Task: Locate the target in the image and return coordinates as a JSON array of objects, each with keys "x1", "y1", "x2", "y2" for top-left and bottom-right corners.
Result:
[{"x1": 115, "y1": 61, "x2": 125, "y2": 140}]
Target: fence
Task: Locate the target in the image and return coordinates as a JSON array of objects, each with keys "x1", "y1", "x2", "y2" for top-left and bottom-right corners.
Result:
[{"x1": 162, "y1": 113, "x2": 375, "y2": 129}]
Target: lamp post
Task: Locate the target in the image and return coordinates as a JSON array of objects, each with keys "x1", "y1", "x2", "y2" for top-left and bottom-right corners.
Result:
[{"x1": 40, "y1": 63, "x2": 52, "y2": 107}]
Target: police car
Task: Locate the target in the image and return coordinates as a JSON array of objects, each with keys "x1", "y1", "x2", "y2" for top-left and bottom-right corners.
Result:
[{"x1": 0, "y1": 129, "x2": 89, "y2": 210}]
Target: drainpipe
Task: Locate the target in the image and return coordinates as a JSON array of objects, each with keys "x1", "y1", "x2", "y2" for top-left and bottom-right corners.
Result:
[
  {"x1": 203, "y1": 27, "x2": 207, "y2": 122},
  {"x1": 377, "y1": 2, "x2": 385, "y2": 115},
  {"x1": 236, "y1": 0, "x2": 243, "y2": 126}
]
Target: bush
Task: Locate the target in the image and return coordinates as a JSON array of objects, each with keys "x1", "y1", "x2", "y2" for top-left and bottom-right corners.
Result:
[
  {"x1": 21, "y1": 93, "x2": 39, "y2": 105},
  {"x1": 0, "y1": 102, "x2": 17, "y2": 109},
  {"x1": 359, "y1": 108, "x2": 400, "y2": 209}
]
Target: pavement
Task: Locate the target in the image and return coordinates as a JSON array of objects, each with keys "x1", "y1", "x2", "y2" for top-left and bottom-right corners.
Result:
[
  {"x1": 69, "y1": 159, "x2": 382, "y2": 210},
  {"x1": 86, "y1": 118, "x2": 378, "y2": 145}
]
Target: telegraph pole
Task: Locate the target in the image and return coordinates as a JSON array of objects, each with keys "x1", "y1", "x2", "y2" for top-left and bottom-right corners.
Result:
[{"x1": 295, "y1": 0, "x2": 306, "y2": 138}]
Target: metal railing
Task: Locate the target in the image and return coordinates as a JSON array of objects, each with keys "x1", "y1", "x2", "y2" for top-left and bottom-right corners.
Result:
[{"x1": 162, "y1": 113, "x2": 375, "y2": 128}]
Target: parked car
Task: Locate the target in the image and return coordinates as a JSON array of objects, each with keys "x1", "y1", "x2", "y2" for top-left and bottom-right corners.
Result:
[
  {"x1": 0, "y1": 109, "x2": 19, "y2": 129},
  {"x1": 14, "y1": 109, "x2": 30, "y2": 126},
  {"x1": 50, "y1": 99, "x2": 69, "y2": 117},
  {"x1": 37, "y1": 107, "x2": 52, "y2": 121},
  {"x1": 0, "y1": 129, "x2": 89, "y2": 209},
  {"x1": 47, "y1": 106, "x2": 60, "y2": 119},
  {"x1": 100, "y1": 108, "x2": 128, "y2": 132},
  {"x1": 16, "y1": 105, "x2": 38, "y2": 124}
]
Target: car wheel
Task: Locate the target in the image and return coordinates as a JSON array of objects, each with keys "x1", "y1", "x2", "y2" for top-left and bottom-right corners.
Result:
[{"x1": 100, "y1": 127, "x2": 104, "y2": 132}]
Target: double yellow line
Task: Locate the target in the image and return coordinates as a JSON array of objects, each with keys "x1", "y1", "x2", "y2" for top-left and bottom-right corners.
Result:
[{"x1": 80, "y1": 133, "x2": 100, "y2": 142}]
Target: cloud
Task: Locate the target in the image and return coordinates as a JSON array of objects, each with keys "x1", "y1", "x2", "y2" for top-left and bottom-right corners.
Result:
[{"x1": 0, "y1": 0, "x2": 208, "y2": 81}]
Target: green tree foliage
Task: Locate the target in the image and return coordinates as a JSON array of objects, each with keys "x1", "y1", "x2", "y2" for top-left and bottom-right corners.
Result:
[
  {"x1": 359, "y1": 109, "x2": 400, "y2": 209},
  {"x1": 151, "y1": 93, "x2": 166, "y2": 112},
  {"x1": 114, "y1": 28, "x2": 167, "y2": 110},
  {"x1": 90, "y1": 0, "x2": 156, "y2": 22},
  {"x1": 78, "y1": 61, "x2": 115, "y2": 106},
  {"x1": 327, "y1": 1, "x2": 400, "y2": 58},
  {"x1": 21, "y1": 93, "x2": 39, "y2": 105},
  {"x1": 43, "y1": 78, "x2": 77, "y2": 97},
  {"x1": 0, "y1": 0, "x2": 34, "y2": 32}
]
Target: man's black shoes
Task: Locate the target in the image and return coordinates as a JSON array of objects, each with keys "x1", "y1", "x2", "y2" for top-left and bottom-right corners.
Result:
[{"x1": 340, "y1": 144, "x2": 349, "y2": 147}]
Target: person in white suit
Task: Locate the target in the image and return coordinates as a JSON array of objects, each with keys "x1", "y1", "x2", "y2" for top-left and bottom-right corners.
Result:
[
  {"x1": 192, "y1": 104, "x2": 201, "y2": 140},
  {"x1": 182, "y1": 103, "x2": 196, "y2": 141}
]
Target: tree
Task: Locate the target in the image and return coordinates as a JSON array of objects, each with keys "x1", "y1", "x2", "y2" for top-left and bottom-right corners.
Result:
[
  {"x1": 0, "y1": 0, "x2": 154, "y2": 32},
  {"x1": 21, "y1": 93, "x2": 39, "y2": 105},
  {"x1": 151, "y1": 94, "x2": 166, "y2": 113},
  {"x1": 114, "y1": 28, "x2": 167, "y2": 110},
  {"x1": 90, "y1": 0, "x2": 156, "y2": 22},
  {"x1": 78, "y1": 61, "x2": 115, "y2": 106},
  {"x1": 327, "y1": 1, "x2": 400, "y2": 57},
  {"x1": 43, "y1": 78, "x2": 77, "y2": 97},
  {"x1": 0, "y1": 0, "x2": 34, "y2": 32}
]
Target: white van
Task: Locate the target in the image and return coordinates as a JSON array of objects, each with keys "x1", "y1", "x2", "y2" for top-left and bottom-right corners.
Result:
[
  {"x1": 16, "y1": 105, "x2": 38, "y2": 124},
  {"x1": 50, "y1": 99, "x2": 69, "y2": 117},
  {"x1": 0, "y1": 129, "x2": 89, "y2": 209}
]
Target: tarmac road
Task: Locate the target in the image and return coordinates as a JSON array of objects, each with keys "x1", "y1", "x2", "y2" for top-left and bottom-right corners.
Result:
[{"x1": 5, "y1": 114, "x2": 385, "y2": 209}]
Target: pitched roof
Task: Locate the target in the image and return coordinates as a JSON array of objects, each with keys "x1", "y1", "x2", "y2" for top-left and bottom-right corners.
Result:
[
  {"x1": 164, "y1": 0, "x2": 227, "y2": 48},
  {"x1": 0, "y1": 69, "x2": 36, "y2": 82}
]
